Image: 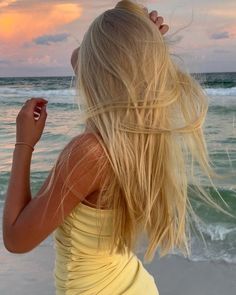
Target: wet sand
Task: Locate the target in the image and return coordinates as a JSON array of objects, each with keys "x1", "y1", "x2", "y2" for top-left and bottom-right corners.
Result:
[{"x1": 1, "y1": 233, "x2": 236, "y2": 295}]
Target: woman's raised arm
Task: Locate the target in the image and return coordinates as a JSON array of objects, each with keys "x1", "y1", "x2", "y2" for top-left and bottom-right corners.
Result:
[{"x1": 3, "y1": 133, "x2": 107, "y2": 253}]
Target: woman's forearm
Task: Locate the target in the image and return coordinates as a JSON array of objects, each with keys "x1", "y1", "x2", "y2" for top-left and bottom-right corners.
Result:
[{"x1": 3, "y1": 145, "x2": 33, "y2": 228}]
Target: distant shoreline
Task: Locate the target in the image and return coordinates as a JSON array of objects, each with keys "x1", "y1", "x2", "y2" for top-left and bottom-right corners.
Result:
[{"x1": 0, "y1": 71, "x2": 236, "y2": 79}]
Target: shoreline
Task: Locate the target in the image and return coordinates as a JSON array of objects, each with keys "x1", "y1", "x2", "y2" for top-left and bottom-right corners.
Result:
[{"x1": 1, "y1": 234, "x2": 236, "y2": 295}]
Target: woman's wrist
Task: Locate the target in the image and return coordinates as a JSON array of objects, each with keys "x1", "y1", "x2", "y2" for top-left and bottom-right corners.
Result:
[{"x1": 15, "y1": 142, "x2": 35, "y2": 152}]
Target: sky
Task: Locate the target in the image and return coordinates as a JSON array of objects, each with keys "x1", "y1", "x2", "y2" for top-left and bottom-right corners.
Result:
[{"x1": 0, "y1": 0, "x2": 235, "y2": 77}]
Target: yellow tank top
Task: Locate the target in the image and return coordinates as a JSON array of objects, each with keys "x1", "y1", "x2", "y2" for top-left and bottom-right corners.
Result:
[{"x1": 53, "y1": 201, "x2": 159, "y2": 294}]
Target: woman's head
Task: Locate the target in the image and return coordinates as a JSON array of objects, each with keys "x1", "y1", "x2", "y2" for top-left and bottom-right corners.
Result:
[
  {"x1": 70, "y1": 0, "x2": 234, "y2": 262},
  {"x1": 76, "y1": 0, "x2": 172, "y2": 119}
]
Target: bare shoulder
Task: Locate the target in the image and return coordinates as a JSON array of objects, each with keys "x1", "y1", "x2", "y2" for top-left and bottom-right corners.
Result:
[
  {"x1": 61, "y1": 132, "x2": 105, "y2": 163},
  {"x1": 57, "y1": 132, "x2": 109, "y2": 192}
]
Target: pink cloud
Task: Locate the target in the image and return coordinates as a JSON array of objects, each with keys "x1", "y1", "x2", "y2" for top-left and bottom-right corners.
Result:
[{"x1": 0, "y1": 2, "x2": 83, "y2": 44}]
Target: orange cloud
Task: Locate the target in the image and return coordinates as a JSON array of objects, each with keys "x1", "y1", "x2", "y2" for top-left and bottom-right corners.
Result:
[
  {"x1": 210, "y1": 8, "x2": 236, "y2": 18},
  {"x1": 0, "y1": 0, "x2": 17, "y2": 9},
  {"x1": 0, "y1": 3, "x2": 83, "y2": 43},
  {"x1": 227, "y1": 26, "x2": 236, "y2": 38},
  {"x1": 216, "y1": 24, "x2": 236, "y2": 39}
]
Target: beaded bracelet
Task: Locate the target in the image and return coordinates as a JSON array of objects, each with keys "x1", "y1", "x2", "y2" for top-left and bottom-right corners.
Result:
[{"x1": 15, "y1": 142, "x2": 35, "y2": 152}]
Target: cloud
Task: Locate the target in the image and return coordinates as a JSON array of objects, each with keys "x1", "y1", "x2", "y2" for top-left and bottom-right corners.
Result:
[
  {"x1": 0, "y1": 59, "x2": 10, "y2": 64},
  {"x1": 0, "y1": 0, "x2": 17, "y2": 9},
  {"x1": 33, "y1": 33, "x2": 70, "y2": 45},
  {"x1": 0, "y1": 2, "x2": 83, "y2": 43},
  {"x1": 210, "y1": 31, "x2": 230, "y2": 40},
  {"x1": 213, "y1": 49, "x2": 230, "y2": 54},
  {"x1": 1, "y1": 0, "x2": 114, "y2": 11},
  {"x1": 209, "y1": 8, "x2": 236, "y2": 18},
  {"x1": 26, "y1": 55, "x2": 59, "y2": 66},
  {"x1": 0, "y1": 0, "x2": 81, "y2": 11}
]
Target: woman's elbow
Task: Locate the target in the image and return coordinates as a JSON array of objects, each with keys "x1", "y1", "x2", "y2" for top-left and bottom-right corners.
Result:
[
  {"x1": 3, "y1": 241, "x2": 33, "y2": 254},
  {"x1": 3, "y1": 236, "x2": 18, "y2": 253},
  {"x1": 2, "y1": 230, "x2": 32, "y2": 254}
]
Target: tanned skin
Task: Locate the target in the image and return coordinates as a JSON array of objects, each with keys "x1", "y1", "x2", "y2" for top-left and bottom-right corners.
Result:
[{"x1": 2, "y1": 8, "x2": 169, "y2": 254}]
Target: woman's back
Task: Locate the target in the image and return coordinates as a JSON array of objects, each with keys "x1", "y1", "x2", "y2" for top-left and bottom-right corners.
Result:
[
  {"x1": 53, "y1": 200, "x2": 159, "y2": 294},
  {"x1": 81, "y1": 189, "x2": 109, "y2": 210}
]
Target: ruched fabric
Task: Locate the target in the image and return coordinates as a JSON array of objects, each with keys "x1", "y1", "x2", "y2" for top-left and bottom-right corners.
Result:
[{"x1": 53, "y1": 202, "x2": 159, "y2": 295}]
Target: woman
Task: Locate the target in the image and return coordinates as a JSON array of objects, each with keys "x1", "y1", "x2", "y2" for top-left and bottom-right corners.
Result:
[{"x1": 2, "y1": 1, "x2": 233, "y2": 294}]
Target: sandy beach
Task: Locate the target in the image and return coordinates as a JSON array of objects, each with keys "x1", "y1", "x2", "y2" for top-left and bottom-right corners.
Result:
[
  {"x1": 1, "y1": 74, "x2": 236, "y2": 295},
  {"x1": 1, "y1": 232, "x2": 236, "y2": 295}
]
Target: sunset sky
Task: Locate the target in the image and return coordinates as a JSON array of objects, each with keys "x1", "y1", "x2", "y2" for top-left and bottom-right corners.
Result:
[{"x1": 0, "y1": 0, "x2": 235, "y2": 77}]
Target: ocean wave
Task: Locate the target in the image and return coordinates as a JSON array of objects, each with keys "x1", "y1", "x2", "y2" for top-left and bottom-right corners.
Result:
[
  {"x1": 1, "y1": 85, "x2": 236, "y2": 103},
  {"x1": 170, "y1": 249, "x2": 236, "y2": 264},
  {"x1": 194, "y1": 221, "x2": 236, "y2": 241},
  {"x1": 208, "y1": 105, "x2": 236, "y2": 114},
  {"x1": 205, "y1": 87, "x2": 236, "y2": 96},
  {"x1": 167, "y1": 221, "x2": 236, "y2": 263},
  {"x1": 1, "y1": 100, "x2": 80, "y2": 109},
  {"x1": 0, "y1": 86, "x2": 76, "y2": 98}
]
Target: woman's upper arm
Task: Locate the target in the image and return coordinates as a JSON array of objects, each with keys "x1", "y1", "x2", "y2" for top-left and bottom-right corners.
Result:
[{"x1": 6, "y1": 133, "x2": 107, "y2": 253}]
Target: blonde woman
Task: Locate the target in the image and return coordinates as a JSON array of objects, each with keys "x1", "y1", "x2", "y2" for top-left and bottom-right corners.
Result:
[{"x1": 2, "y1": 1, "x2": 233, "y2": 294}]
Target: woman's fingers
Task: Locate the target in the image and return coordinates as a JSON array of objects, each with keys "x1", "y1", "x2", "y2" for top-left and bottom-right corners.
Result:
[
  {"x1": 159, "y1": 24, "x2": 169, "y2": 35},
  {"x1": 148, "y1": 10, "x2": 169, "y2": 35},
  {"x1": 155, "y1": 16, "x2": 164, "y2": 27},
  {"x1": 149, "y1": 10, "x2": 158, "y2": 22}
]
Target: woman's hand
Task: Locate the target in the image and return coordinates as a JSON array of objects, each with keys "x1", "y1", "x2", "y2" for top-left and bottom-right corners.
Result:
[
  {"x1": 71, "y1": 47, "x2": 80, "y2": 73},
  {"x1": 144, "y1": 8, "x2": 169, "y2": 35},
  {"x1": 16, "y1": 98, "x2": 48, "y2": 148}
]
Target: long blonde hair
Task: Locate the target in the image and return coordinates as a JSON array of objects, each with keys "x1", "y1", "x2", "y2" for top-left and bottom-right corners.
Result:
[{"x1": 59, "y1": 0, "x2": 235, "y2": 263}]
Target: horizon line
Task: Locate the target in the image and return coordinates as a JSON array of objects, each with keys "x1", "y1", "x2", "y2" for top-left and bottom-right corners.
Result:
[{"x1": 0, "y1": 71, "x2": 236, "y2": 79}]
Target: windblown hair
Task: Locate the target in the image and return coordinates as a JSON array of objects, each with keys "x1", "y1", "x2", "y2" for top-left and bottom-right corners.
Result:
[{"x1": 54, "y1": 0, "x2": 234, "y2": 263}]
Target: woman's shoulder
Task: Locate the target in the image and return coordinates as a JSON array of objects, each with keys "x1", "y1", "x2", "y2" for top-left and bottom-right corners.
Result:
[
  {"x1": 58, "y1": 132, "x2": 103, "y2": 162},
  {"x1": 60, "y1": 132, "x2": 110, "y2": 180},
  {"x1": 53, "y1": 132, "x2": 109, "y2": 199}
]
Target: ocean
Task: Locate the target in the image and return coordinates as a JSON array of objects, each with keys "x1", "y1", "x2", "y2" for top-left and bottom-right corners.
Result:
[{"x1": 0, "y1": 73, "x2": 236, "y2": 264}]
